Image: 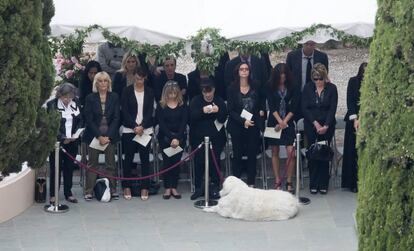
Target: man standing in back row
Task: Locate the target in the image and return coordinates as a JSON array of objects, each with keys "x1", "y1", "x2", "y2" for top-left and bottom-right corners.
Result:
[{"x1": 286, "y1": 40, "x2": 329, "y2": 120}]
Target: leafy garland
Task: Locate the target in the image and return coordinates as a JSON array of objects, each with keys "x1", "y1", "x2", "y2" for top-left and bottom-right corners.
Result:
[{"x1": 49, "y1": 23, "x2": 371, "y2": 76}]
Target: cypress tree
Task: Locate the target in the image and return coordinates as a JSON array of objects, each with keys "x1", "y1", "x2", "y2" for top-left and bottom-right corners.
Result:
[
  {"x1": 0, "y1": 0, "x2": 58, "y2": 175},
  {"x1": 357, "y1": 0, "x2": 414, "y2": 250}
]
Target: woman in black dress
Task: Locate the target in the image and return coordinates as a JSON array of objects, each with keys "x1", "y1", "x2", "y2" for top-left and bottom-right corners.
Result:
[
  {"x1": 302, "y1": 63, "x2": 338, "y2": 195},
  {"x1": 227, "y1": 62, "x2": 264, "y2": 187},
  {"x1": 266, "y1": 63, "x2": 299, "y2": 193},
  {"x1": 156, "y1": 81, "x2": 188, "y2": 199},
  {"x1": 341, "y1": 62, "x2": 367, "y2": 193}
]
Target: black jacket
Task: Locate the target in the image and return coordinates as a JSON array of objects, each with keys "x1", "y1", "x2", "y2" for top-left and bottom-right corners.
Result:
[
  {"x1": 112, "y1": 71, "x2": 153, "y2": 99},
  {"x1": 154, "y1": 71, "x2": 187, "y2": 102},
  {"x1": 301, "y1": 81, "x2": 338, "y2": 131},
  {"x1": 226, "y1": 82, "x2": 264, "y2": 133},
  {"x1": 344, "y1": 76, "x2": 362, "y2": 121},
  {"x1": 83, "y1": 92, "x2": 120, "y2": 143},
  {"x1": 121, "y1": 85, "x2": 154, "y2": 129},
  {"x1": 47, "y1": 98, "x2": 83, "y2": 143},
  {"x1": 286, "y1": 48, "x2": 329, "y2": 89},
  {"x1": 266, "y1": 85, "x2": 300, "y2": 127}
]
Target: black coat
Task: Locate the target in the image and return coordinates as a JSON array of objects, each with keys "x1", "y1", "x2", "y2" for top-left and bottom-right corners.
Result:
[
  {"x1": 112, "y1": 72, "x2": 153, "y2": 99},
  {"x1": 121, "y1": 85, "x2": 154, "y2": 129},
  {"x1": 189, "y1": 95, "x2": 227, "y2": 146},
  {"x1": 286, "y1": 48, "x2": 329, "y2": 90},
  {"x1": 226, "y1": 82, "x2": 264, "y2": 134},
  {"x1": 344, "y1": 76, "x2": 362, "y2": 121},
  {"x1": 83, "y1": 92, "x2": 120, "y2": 143},
  {"x1": 154, "y1": 71, "x2": 187, "y2": 102},
  {"x1": 301, "y1": 81, "x2": 337, "y2": 138},
  {"x1": 47, "y1": 98, "x2": 83, "y2": 143}
]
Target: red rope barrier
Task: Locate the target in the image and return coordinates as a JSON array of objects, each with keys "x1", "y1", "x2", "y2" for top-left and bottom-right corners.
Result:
[
  {"x1": 61, "y1": 144, "x2": 202, "y2": 181},
  {"x1": 209, "y1": 145, "x2": 224, "y2": 185}
]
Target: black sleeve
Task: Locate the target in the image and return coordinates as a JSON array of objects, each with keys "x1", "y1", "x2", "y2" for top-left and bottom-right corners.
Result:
[
  {"x1": 84, "y1": 95, "x2": 101, "y2": 138},
  {"x1": 347, "y1": 78, "x2": 358, "y2": 118},
  {"x1": 224, "y1": 61, "x2": 234, "y2": 90},
  {"x1": 267, "y1": 90, "x2": 277, "y2": 114},
  {"x1": 79, "y1": 79, "x2": 89, "y2": 107},
  {"x1": 323, "y1": 53, "x2": 329, "y2": 73},
  {"x1": 189, "y1": 97, "x2": 207, "y2": 122},
  {"x1": 187, "y1": 72, "x2": 198, "y2": 102},
  {"x1": 121, "y1": 87, "x2": 137, "y2": 129},
  {"x1": 215, "y1": 97, "x2": 228, "y2": 123},
  {"x1": 176, "y1": 105, "x2": 188, "y2": 142},
  {"x1": 301, "y1": 84, "x2": 316, "y2": 124},
  {"x1": 290, "y1": 86, "x2": 300, "y2": 116},
  {"x1": 157, "y1": 106, "x2": 174, "y2": 141},
  {"x1": 325, "y1": 84, "x2": 338, "y2": 127},
  {"x1": 227, "y1": 86, "x2": 245, "y2": 125},
  {"x1": 112, "y1": 72, "x2": 124, "y2": 99},
  {"x1": 108, "y1": 94, "x2": 120, "y2": 141},
  {"x1": 142, "y1": 89, "x2": 154, "y2": 129}
]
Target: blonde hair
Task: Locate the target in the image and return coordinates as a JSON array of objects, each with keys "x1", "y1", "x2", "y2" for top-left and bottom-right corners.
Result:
[
  {"x1": 92, "y1": 72, "x2": 112, "y2": 92},
  {"x1": 119, "y1": 51, "x2": 140, "y2": 75},
  {"x1": 311, "y1": 63, "x2": 329, "y2": 82},
  {"x1": 159, "y1": 81, "x2": 183, "y2": 108}
]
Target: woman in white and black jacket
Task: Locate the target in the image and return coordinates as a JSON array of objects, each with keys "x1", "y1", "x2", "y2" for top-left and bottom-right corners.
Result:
[
  {"x1": 47, "y1": 83, "x2": 83, "y2": 204},
  {"x1": 227, "y1": 62, "x2": 265, "y2": 187},
  {"x1": 301, "y1": 63, "x2": 338, "y2": 195},
  {"x1": 121, "y1": 68, "x2": 154, "y2": 201}
]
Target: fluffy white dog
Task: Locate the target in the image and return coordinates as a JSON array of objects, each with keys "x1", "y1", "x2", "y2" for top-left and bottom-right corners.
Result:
[{"x1": 204, "y1": 176, "x2": 299, "y2": 221}]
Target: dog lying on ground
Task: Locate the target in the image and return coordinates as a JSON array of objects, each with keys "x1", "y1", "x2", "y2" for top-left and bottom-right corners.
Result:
[{"x1": 204, "y1": 176, "x2": 299, "y2": 221}]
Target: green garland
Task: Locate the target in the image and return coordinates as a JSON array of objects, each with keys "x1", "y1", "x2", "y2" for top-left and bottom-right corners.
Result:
[{"x1": 49, "y1": 23, "x2": 372, "y2": 75}]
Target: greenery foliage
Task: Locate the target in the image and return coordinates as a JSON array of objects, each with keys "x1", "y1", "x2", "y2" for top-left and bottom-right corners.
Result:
[
  {"x1": 356, "y1": 0, "x2": 414, "y2": 249},
  {"x1": 49, "y1": 23, "x2": 371, "y2": 76},
  {"x1": 0, "y1": 0, "x2": 58, "y2": 175}
]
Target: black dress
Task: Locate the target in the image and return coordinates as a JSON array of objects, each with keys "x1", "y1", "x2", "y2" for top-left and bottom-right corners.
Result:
[
  {"x1": 266, "y1": 85, "x2": 300, "y2": 146},
  {"x1": 341, "y1": 76, "x2": 362, "y2": 190}
]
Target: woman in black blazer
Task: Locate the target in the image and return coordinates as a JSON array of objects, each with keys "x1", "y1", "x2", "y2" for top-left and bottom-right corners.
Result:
[
  {"x1": 227, "y1": 62, "x2": 265, "y2": 187},
  {"x1": 83, "y1": 71, "x2": 120, "y2": 201},
  {"x1": 121, "y1": 68, "x2": 154, "y2": 201},
  {"x1": 47, "y1": 83, "x2": 82, "y2": 204},
  {"x1": 341, "y1": 62, "x2": 367, "y2": 193},
  {"x1": 156, "y1": 81, "x2": 188, "y2": 199},
  {"x1": 301, "y1": 63, "x2": 338, "y2": 195},
  {"x1": 266, "y1": 63, "x2": 300, "y2": 192}
]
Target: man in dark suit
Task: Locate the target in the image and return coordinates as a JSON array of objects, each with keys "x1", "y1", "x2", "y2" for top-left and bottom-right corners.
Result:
[
  {"x1": 286, "y1": 40, "x2": 329, "y2": 91},
  {"x1": 153, "y1": 57, "x2": 187, "y2": 102},
  {"x1": 286, "y1": 40, "x2": 329, "y2": 120}
]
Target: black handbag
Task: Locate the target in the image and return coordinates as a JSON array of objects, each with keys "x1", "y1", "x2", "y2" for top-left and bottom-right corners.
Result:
[{"x1": 306, "y1": 141, "x2": 334, "y2": 161}]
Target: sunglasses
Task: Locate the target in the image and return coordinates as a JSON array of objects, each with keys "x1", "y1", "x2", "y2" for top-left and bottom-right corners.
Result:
[
  {"x1": 313, "y1": 77, "x2": 324, "y2": 81},
  {"x1": 239, "y1": 67, "x2": 250, "y2": 71}
]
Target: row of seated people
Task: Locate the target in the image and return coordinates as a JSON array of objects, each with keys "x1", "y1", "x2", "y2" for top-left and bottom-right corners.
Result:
[{"x1": 48, "y1": 58, "x2": 339, "y2": 204}]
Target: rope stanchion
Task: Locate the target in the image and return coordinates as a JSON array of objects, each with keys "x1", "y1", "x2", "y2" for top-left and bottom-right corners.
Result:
[
  {"x1": 209, "y1": 145, "x2": 224, "y2": 185},
  {"x1": 61, "y1": 143, "x2": 203, "y2": 181},
  {"x1": 295, "y1": 133, "x2": 311, "y2": 205},
  {"x1": 44, "y1": 142, "x2": 69, "y2": 213}
]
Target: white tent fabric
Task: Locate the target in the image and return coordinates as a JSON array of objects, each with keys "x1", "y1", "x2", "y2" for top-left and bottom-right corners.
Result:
[
  {"x1": 51, "y1": 25, "x2": 183, "y2": 45},
  {"x1": 230, "y1": 22, "x2": 374, "y2": 43}
]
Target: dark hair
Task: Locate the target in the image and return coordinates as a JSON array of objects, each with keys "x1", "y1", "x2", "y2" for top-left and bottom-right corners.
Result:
[
  {"x1": 268, "y1": 63, "x2": 293, "y2": 92},
  {"x1": 81, "y1": 60, "x2": 102, "y2": 85},
  {"x1": 133, "y1": 67, "x2": 148, "y2": 78},
  {"x1": 356, "y1": 62, "x2": 368, "y2": 80},
  {"x1": 200, "y1": 78, "x2": 215, "y2": 92},
  {"x1": 232, "y1": 62, "x2": 253, "y2": 86}
]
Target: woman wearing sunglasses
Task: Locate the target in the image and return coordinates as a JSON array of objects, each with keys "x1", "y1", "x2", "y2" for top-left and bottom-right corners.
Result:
[{"x1": 301, "y1": 63, "x2": 338, "y2": 195}]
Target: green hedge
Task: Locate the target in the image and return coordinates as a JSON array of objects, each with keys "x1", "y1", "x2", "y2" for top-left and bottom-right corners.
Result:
[
  {"x1": 357, "y1": 0, "x2": 414, "y2": 250},
  {"x1": 0, "y1": 0, "x2": 58, "y2": 175}
]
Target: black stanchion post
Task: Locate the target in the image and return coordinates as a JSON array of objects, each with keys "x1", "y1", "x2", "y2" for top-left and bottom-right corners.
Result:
[
  {"x1": 296, "y1": 133, "x2": 311, "y2": 205},
  {"x1": 194, "y1": 137, "x2": 218, "y2": 209},
  {"x1": 44, "y1": 142, "x2": 69, "y2": 213}
]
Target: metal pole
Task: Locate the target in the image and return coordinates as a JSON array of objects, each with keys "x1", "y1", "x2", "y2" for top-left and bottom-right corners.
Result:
[
  {"x1": 296, "y1": 133, "x2": 311, "y2": 205},
  {"x1": 194, "y1": 137, "x2": 218, "y2": 209},
  {"x1": 44, "y1": 142, "x2": 69, "y2": 213}
]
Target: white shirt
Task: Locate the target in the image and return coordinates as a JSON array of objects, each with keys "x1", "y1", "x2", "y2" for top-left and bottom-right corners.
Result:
[{"x1": 57, "y1": 99, "x2": 80, "y2": 138}]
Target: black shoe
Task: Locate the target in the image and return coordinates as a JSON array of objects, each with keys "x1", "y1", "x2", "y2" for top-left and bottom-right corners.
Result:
[
  {"x1": 163, "y1": 194, "x2": 171, "y2": 200},
  {"x1": 310, "y1": 189, "x2": 318, "y2": 194},
  {"x1": 171, "y1": 193, "x2": 182, "y2": 199},
  {"x1": 350, "y1": 187, "x2": 358, "y2": 193},
  {"x1": 190, "y1": 190, "x2": 203, "y2": 200},
  {"x1": 319, "y1": 189, "x2": 328, "y2": 195}
]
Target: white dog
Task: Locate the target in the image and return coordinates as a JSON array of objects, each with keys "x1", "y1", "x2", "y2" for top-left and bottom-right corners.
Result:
[{"x1": 204, "y1": 176, "x2": 299, "y2": 221}]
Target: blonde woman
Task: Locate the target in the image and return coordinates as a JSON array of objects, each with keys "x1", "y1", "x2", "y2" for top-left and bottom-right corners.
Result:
[
  {"x1": 301, "y1": 63, "x2": 338, "y2": 195},
  {"x1": 112, "y1": 51, "x2": 141, "y2": 98},
  {"x1": 83, "y1": 72, "x2": 120, "y2": 201},
  {"x1": 156, "y1": 81, "x2": 188, "y2": 199}
]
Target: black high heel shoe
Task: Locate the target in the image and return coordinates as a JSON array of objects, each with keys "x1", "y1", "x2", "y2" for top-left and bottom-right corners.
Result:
[{"x1": 286, "y1": 182, "x2": 295, "y2": 194}]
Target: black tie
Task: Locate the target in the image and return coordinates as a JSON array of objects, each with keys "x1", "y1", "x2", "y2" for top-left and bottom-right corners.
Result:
[{"x1": 306, "y1": 57, "x2": 312, "y2": 84}]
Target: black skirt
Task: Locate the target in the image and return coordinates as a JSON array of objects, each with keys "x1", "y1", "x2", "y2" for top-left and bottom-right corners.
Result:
[
  {"x1": 266, "y1": 125, "x2": 295, "y2": 146},
  {"x1": 341, "y1": 120, "x2": 358, "y2": 189}
]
